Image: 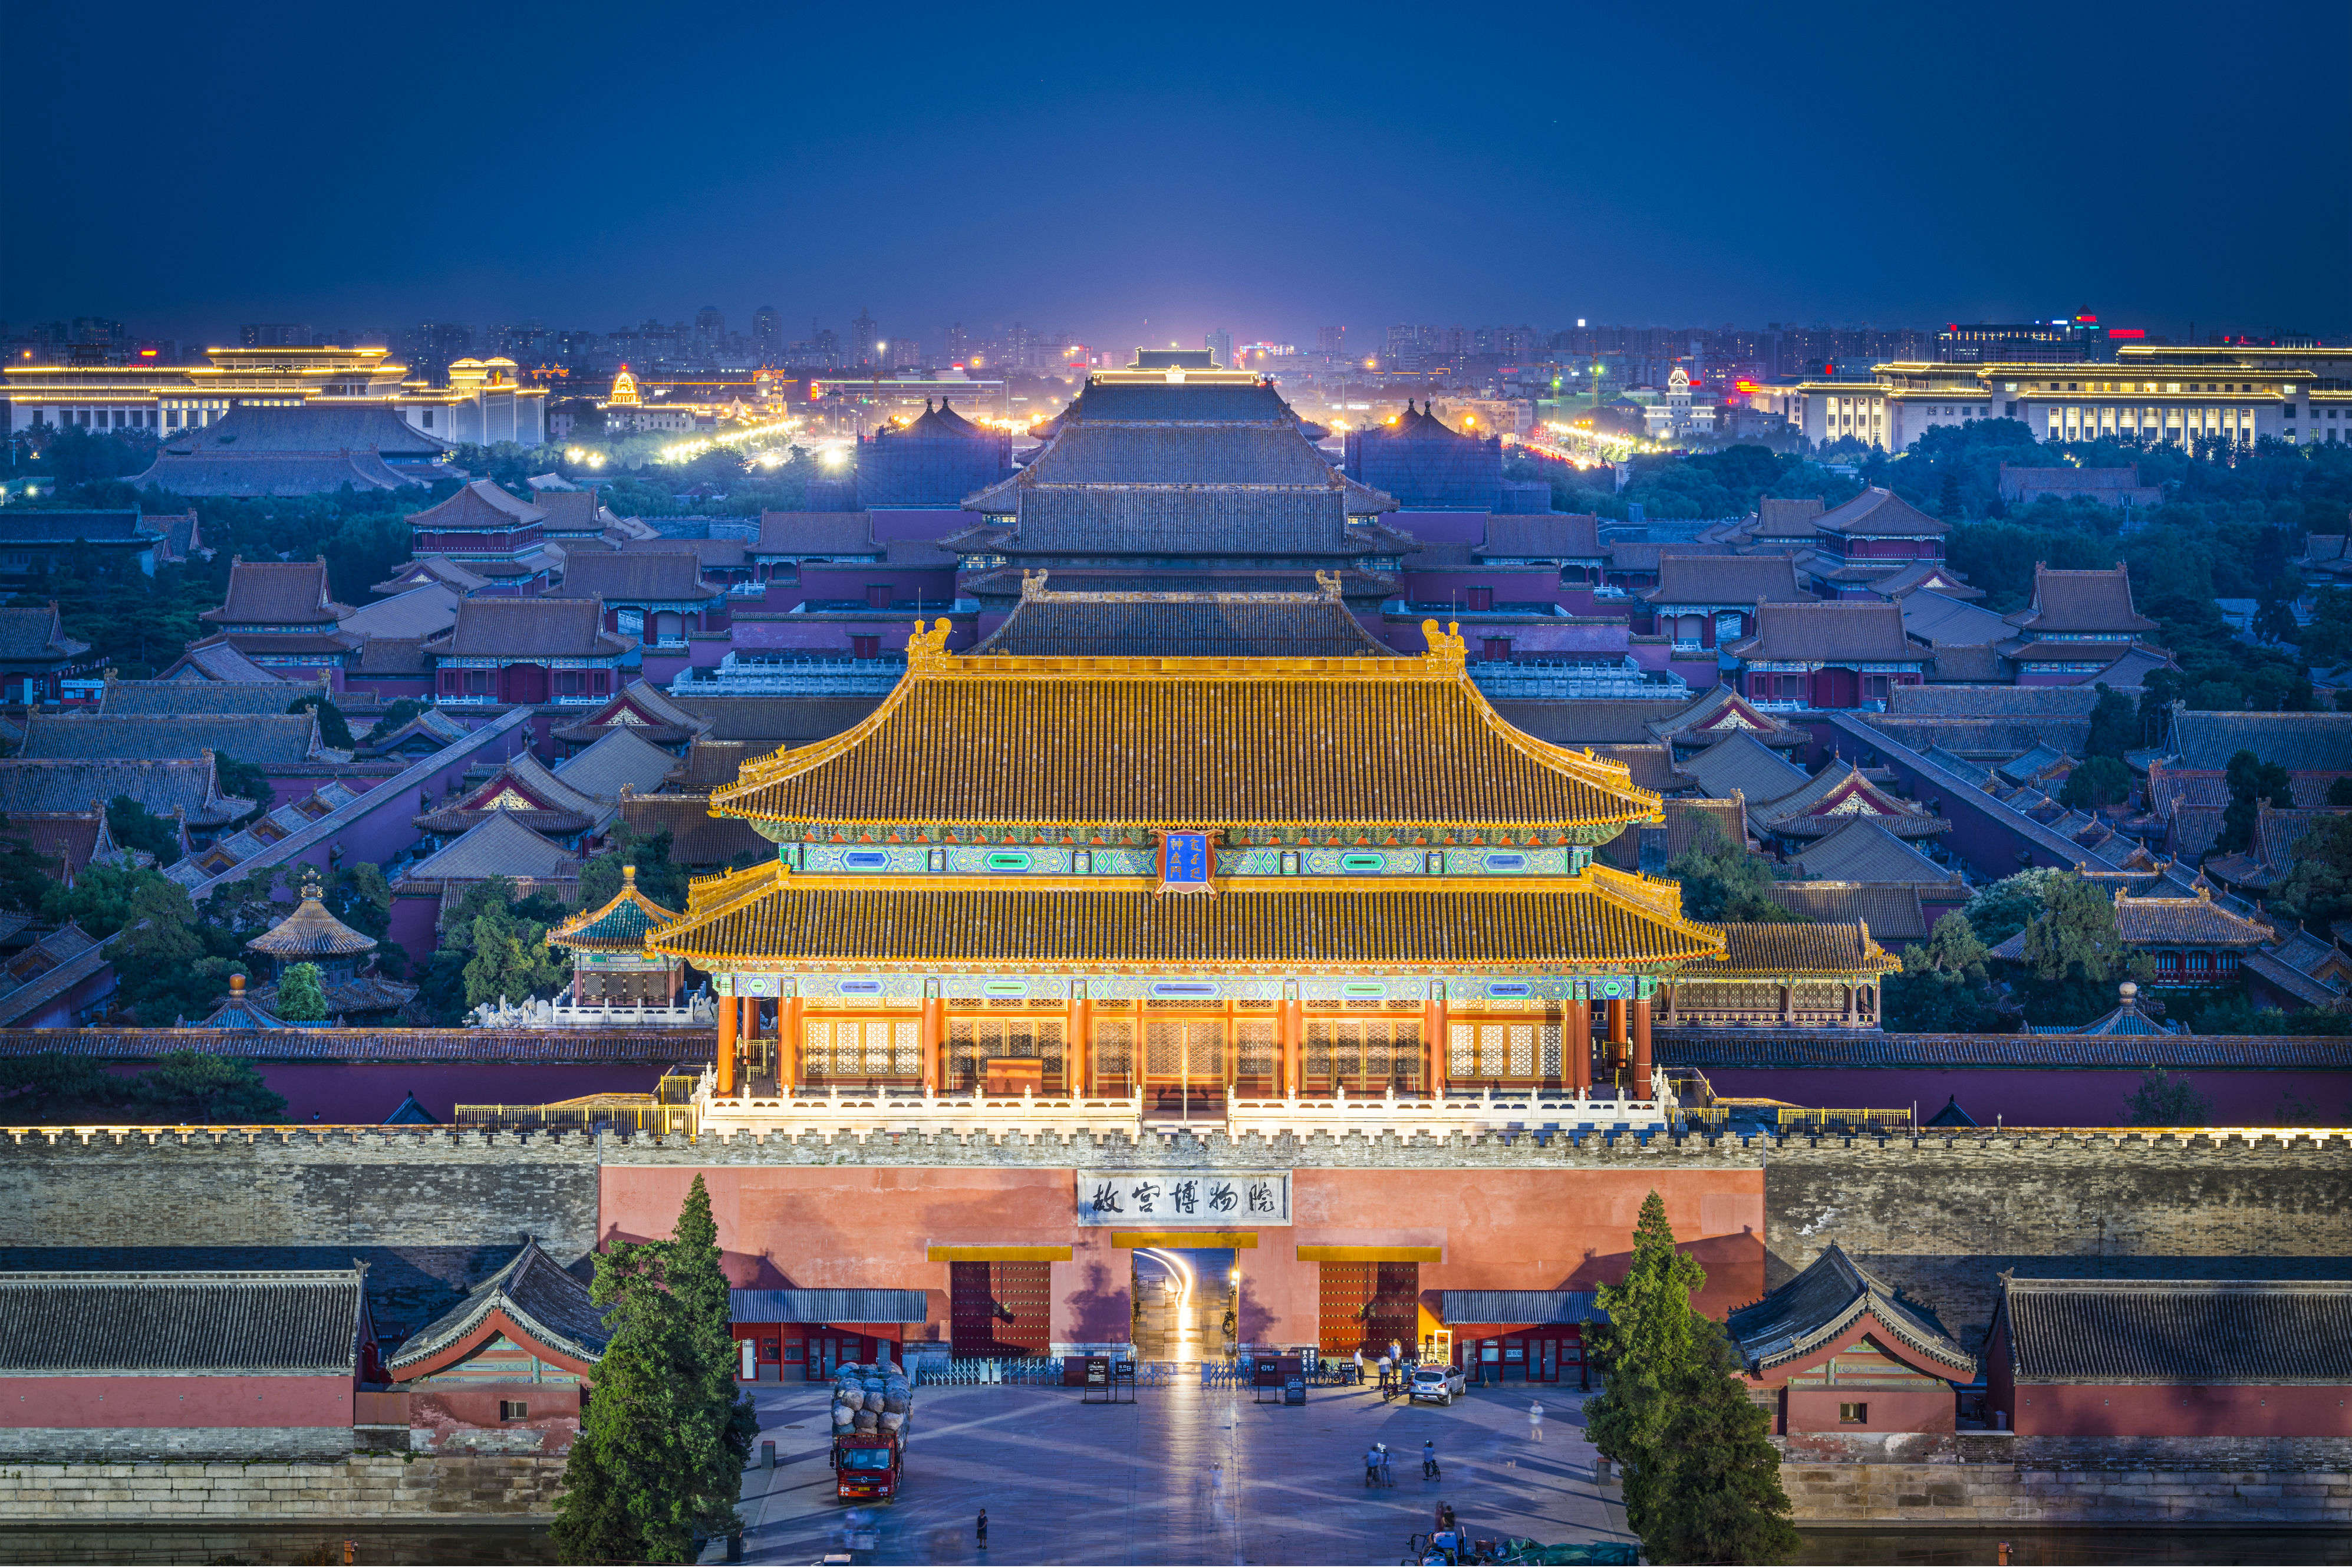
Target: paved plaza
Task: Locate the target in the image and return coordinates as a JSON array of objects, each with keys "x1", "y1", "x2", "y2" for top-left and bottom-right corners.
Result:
[{"x1": 717, "y1": 1376, "x2": 1632, "y2": 1566}]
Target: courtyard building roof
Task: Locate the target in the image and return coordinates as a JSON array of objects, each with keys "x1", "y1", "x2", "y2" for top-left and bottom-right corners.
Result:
[{"x1": 1993, "y1": 1278, "x2": 2352, "y2": 1385}]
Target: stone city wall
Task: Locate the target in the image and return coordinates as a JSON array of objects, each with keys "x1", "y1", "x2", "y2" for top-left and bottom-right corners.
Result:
[
  {"x1": 0, "y1": 1454, "x2": 565, "y2": 1524},
  {"x1": 1774, "y1": 1434, "x2": 2352, "y2": 1526},
  {"x1": 1763, "y1": 1131, "x2": 2352, "y2": 1352}
]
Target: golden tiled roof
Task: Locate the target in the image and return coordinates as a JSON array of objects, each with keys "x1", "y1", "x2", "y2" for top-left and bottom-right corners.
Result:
[
  {"x1": 1672, "y1": 921, "x2": 1902, "y2": 980},
  {"x1": 711, "y1": 621, "x2": 1661, "y2": 839},
  {"x1": 646, "y1": 862, "x2": 1723, "y2": 973}
]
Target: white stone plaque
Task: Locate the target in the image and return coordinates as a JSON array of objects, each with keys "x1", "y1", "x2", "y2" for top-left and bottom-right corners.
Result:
[{"x1": 1075, "y1": 1170, "x2": 1290, "y2": 1227}]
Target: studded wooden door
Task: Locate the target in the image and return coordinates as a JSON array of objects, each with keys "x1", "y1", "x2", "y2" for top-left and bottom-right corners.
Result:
[
  {"x1": 948, "y1": 1260, "x2": 1053, "y2": 1356},
  {"x1": 1316, "y1": 1261, "x2": 1420, "y2": 1356}
]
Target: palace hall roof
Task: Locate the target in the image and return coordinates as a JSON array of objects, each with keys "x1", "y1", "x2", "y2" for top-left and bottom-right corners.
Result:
[
  {"x1": 1813, "y1": 487, "x2": 1948, "y2": 539},
  {"x1": 1723, "y1": 601, "x2": 1922, "y2": 664},
  {"x1": 549, "y1": 865, "x2": 684, "y2": 953},
  {"x1": 1728, "y1": 1243, "x2": 1973, "y2": 1379},
  {"x1": 646, "y1": 861, "x2": 1724, "y2": 974},
  {"x1": 1643, "y1": 686, "x2": 1809, "y2": 750},
  {"x1": 1748, "y1": 760, "x2": 1949, "y2": 841},
  {"x1": 1639, "y1": 555, "x2": 1814, "y2": 607},
  {"x1": 1670, "y1": 921, "x2": 1902, "y2": 981},
  {"x1": 201, "y1": 558, "x2": 351, "y2": 627},
  {"x1": 2002, "y1": 564, "x2": 2158, "y2": 635},
  {"x1": 1675, "y1": 731, "x2": 1810, "y2": 806},
  {"x1": 960, "y1": 374, "x2": 1395, "y2": 556},
  {"x1": 711, "y1": 621, "x2": 1662, "y2": 841},
  {"x1": 969, "y1": 578, "x2": 1390, "y2": 659},
  {"x1": 1994, "y1": 1278, "x2": 2352, "y2": 1385}
]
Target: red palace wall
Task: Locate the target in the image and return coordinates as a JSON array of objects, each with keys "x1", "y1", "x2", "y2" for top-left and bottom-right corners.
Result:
[
  {"x1": 4, "y1": 1375, "x2": 354, "y2": 1428},
  {"x1": 2008, "y1": 1383, "x2": 2352, "y2": 1439},
  {"x1": 598, "y1": 1164, "x2": 1765, "y2": 1350}
]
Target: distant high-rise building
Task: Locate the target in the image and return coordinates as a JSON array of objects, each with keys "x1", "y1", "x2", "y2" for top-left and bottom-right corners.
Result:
[
  {"x1": 1204, "y1": 328, "x2": 1233, "y2": 368},
  {"x1": 752, "y1": 305, "x2": 782, "y2": 362},
  {"x1": 944, "y1": 322, "x2": 970, "y2": 364},
  {"x1": 1317, "y1": 325, "x2": 1346, "y2": 358},
  {"x1": 852, "y1": 308, "x2": 879, "y2": 368},
  {"x1": 403, "y1": 322, "x2": 475, "y2": 383},
  {"x1": 694, "y1": 306, "x2": 725, "y2": 360},
  {"x1": 241, "y1": 324, "x2": 317, "y2": 348}
]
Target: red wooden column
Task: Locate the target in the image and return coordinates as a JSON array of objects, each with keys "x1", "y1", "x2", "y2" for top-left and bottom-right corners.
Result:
[
  {"x1": 1066, "y1": 996, "x2": 1091, "y2": 1097},
  {"x1": 1564, "y1": 1000, "x2": 1592, "y2": 1091},
  {"x1": 1279, "y1": 994, "x2": 1303, "y2": 1098},
  {"x1": 1631, "y1": 997, "x2": 1653, "y2": 1090},
  {"x1": 715, "y1": 987, "x2": 737, "y2": 1096},
  {"x1": 1605, "y1": 998, "x2": 1628, "y2": 1082},
  {"x1": 780, "y1": 994, "x2": 802, "y2": 1093},
  {"x1": 920, "y1": 992, "x2": 944, "y2": 1094},
  {"x1": 1424, "y1": 990, "x2": 1450, "y2": 1099}
]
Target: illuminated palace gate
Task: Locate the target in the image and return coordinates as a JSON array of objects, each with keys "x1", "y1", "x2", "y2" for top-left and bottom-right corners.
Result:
[
  {"x1": 651, "y1": 623, "x2": 1725, "y2": 1109},
  {"x1": 1318, "y1": 1261, "x2": 1421, "y2": 1356}
]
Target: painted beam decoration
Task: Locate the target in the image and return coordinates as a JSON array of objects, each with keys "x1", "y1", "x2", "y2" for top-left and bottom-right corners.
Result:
[{"x1": 1076, "y1": 1170, "x2": 1291, "y2": 1226}]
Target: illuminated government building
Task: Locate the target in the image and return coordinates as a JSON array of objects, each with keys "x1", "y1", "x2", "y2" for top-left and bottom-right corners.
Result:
[
  {"x1": 1, "y1": 345, "x2": 546, "y2": 445},
  {"x1": 1787, "y1": 342, "x2": 2352, "y2": 453}
]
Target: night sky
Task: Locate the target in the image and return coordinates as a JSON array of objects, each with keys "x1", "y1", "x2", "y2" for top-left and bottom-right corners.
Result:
[{"x1": 5, "y1": 0, "x2": 2346, "y2": 347}]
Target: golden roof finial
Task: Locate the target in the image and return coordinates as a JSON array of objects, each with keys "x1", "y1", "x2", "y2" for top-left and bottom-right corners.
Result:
[
  {"x1": 1421, "y1": 618, "x2": 1467, "y2": 671},
  {"x1": 1021, "y1": 570, "x2": 1049, "y2": 598},
  {"x1": 907, "y1": 617, "x2": 953, "y2": 670},
  {"x1": 622, "y1": 864, "x2": 637, "y2": 887},
  {"x1": 1315, "y1": 570, "x2": 1342, "y2": 599}
]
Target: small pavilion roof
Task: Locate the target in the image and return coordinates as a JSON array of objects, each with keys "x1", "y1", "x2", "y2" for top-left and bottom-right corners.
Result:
[
  {"x1": 246, "y1": 876, "x2": 379, "y2": 959},
  {"x1": 649, "y1": 860, "x2": 1722, "y2": 974},
  {"x1": 549, "y1": 865, "x2": 684, "y2": 953},
  {"x1": 711, "y1": 621, "x2": 1661, "y2": 841},
  {"x1": 1750, "y1": 761, "x2": 1949, "y2": 841},
  {"x1": 1728, "y1": 1243, "x2": 1973, "y2": 1379},
  {"x1": 385, "y1": 1240, "x2": 609, "y2": 1379}
]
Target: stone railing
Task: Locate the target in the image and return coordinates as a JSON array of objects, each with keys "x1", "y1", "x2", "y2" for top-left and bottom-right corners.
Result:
[
  {"x1": 695, "y1": 1076, "x2": 1149, "y2": 1135},
  {"x1": 1225, "y1": 1076, "x2": 1676, "y2": 1136}
]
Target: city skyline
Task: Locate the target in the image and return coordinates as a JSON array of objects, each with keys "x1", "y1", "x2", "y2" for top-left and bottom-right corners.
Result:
[{"x1": 5, "y1": 0, "x2": 2347, "y2": 344}]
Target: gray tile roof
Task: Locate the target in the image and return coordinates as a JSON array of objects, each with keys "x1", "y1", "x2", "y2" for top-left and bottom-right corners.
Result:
[
  {"x1": 727, "y1": 1289, "x2": 930, "y2": 1325},
  {"x1": 158, "y1": 403, "x2": 447, "y2": 458},
  {"x1": 1769, "y1": 882, "x2": 1929, "y2": 942},
  {"x1": 1728, "y1": 1243, "x2": 1972, "y2": 1377},
  {"x1": 1676, "y1": 731, "x2": 1810, "y2": 806},
  {"x1": 1997, "y1": 1279, "x2": 2352, "y2": 1383},
  {"x1": 338, "y1": 584, "x2": 460, "y2": 640},
  {"x1": 552, "y1": 726, "x2": 681, "y2": 801},
  {"x1": 971, "y1": 588, "x2": 1389, "y2": 658},
  {"x1": 160, "y1": 641, "x2": 291, "y2": 683},
  {"x1": 18, "y1": 712, "x2": 327, "y2": 765},
  {"x1": 1900, "y1": 591, "x2": 2012, "y2": 648},
  {"x1": 1812, "y1": 487, "x2": 1948, "y2": 538},
  {"x1": 136, "y1": 450, "x2": 426, "y2": 496},
  {"x1": 98, "y1": 677, "x2": 322, "y2": 716},
  {"x1": 202, "y1": 559, "x2": 350, "y2": 627},
  {"x1": 1475, "y1": 513, "x2": 1604, "y2": 560},
  {"x1": 396, "y1": 812, "x2": 583, "y2": 883},
  {"x1": 0, "y1": 1269, "x2": 367, "y2": 1375},
  {"x1": 1724, "y1": 601, "x2": 1919, "y2": 663},
  {"x1": 668, "y1": 693, "x2": 884, "y2": 745},
  {"x1": 0, "y1": 510, "x2": 158, "y2": 545},
  {"x1": 1790, "y1": 819, "x2": 1961, "y2": 886},
  {"x1": 1487, "y1": 699, "x2": 1693, "y2": 746},
  {"x1": 385, "y1": 1240, "x2": 608, "y2": 1374},
  {"x1": 0, "y1": 604, "x2": 88, "y2": 663},
  {"x1": 407, "y1": 479, "x2": 547, "y2": 531},
  {"x1": 2167, "y1": 711, "x2": 2352, "y2": 772},
  {"x1": 1641, "y1": 555, "x2": 1813, "y2": 607},
  {"x1": 0, "y1": 756, "x2": 247, "y2": 826},
  {"x1": 1438, "y1": 1290, "x2": 1605, "y2": 1327},
  {"x1": 0, "y1": 922, "x2": 112, "y2": 1028},
  {"x1": 545, "y1": 549, "x2": 723, "y2": 602},
  {"x1": 422, "y1": 598, "x2": 633, "y2": 658}
]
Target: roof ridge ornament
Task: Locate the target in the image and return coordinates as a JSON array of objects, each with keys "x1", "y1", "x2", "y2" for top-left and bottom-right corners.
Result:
[
  {"x1": 907, "y1": 617, "x2": 953, "y2": 671},
  {"x1": 1421, "y1": 618, "x2": 1467, "y2": 671}
]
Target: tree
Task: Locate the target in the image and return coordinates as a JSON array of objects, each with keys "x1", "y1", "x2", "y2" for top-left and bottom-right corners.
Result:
[
  {"x1": 1960, "y1": 867, "x2": 2066, "y2": 948},
  {"x1": 2270, "y1": 813, "x2": 2352, "y2": 925},
  {"x1": 2124, "y1": 1066, "x2": 2212, "y2": 1126},
  {"x1": 0, "y1": 816, "x2": 58, "y2": 913},
  {"x1": 2084, "y1": 683, "x2": 2137, "y2": 760},
  {"x1": 104, "y1": 794, "x2": 182, "y2": 865},
  {"x1": 418, "y1": 875, "x2": 571, "y2": 1022},
  {"x1": 553, "y1": 1181, "x2": 755, "y2": 1564},
  {"x1": 2216, "y1": 748, "x2": 2293, "y2": 854},
  {"x1": 575, "y1": 826, "x2": 689, "y2": 913},
  {"x1": 1882, "y1": 913, "x2": 2007, "y2": 1032},
  {"x1": 670, "y1": 1177, "x2": 758, "y2": 1539},
  {"x1": 2058, "y1": 755, "x2": 2132, "y2": 809},
  {"x1": 276, "y1": 961, "x2": 329, "y2": 1022},
  {"x1": 212, "y1": 753, "x2": 274, "y2": 826},
  {"x1": 1666, "y1": 820, "x2": 1806, "y2": 924},
  {"x1": 287, "y1": 693, "x2": 355, "y2": 750},
  {"x1": 2329, "y1": 778, "x2": 2352, "y2": 808},
  {"x1": 1644, "y1": 1328, "x2": 1801, "y2": 1566},
  {"x1": 2012, "y1": 872, "x2": 2153, "y2": 1024},
  {"x1": 1587, "y1": 1192, "x2": 1795, "y2": 1565}
]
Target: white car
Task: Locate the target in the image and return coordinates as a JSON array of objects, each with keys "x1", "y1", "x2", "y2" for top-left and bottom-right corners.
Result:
[{"x1": 1409, "y1": 1364, "x2": 1467, "y2": 1405}]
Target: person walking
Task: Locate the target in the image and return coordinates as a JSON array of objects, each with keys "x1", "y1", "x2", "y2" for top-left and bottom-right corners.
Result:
[
  {"x1": 1529, "y1": 1398, "x2": 1545, "y2": 1441},
  {"x1": 1352, "y1": 1347, "x2": 1365, "y2": 1383},
  {"x1": 976, "y1": 1510, "x2": 988, "y2": 1550},
  {"x1": 1363, "y1": 1443, "x2": 1385, "y2": 1487}
]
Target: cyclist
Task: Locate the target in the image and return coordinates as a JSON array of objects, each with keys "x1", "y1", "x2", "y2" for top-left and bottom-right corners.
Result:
[
  {"x1": 1363, "y1": 1443, "x2": 1386, "y2": 1487},
  {"x1": 1422, "y1": 1439, "x2": 1440, "y2": 1479}
]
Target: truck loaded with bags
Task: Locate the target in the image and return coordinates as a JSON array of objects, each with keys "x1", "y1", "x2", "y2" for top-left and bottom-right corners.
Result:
[{"x1": 827, "y1": 1359, "x2": 914, "y2": 1501}]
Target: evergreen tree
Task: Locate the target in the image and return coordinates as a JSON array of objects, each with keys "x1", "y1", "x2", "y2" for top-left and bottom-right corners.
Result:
[
  {"x1": 2058, "y1": 755, "x2": 2132, "y2": 809},
  {"x1": 286, "y1": 693, "x2": 355, "y2": 750},
  {"x1": 0, "y1": 816, "x2": 57, "y2": 914},
  {"x1": 276, "y1": 961, "x2": 329, "y2": 1022},
  {"x1": 2273, "y1": 813, "x2": 2352, "y2": 927},
  {"x1": 1959, "y1": 867, "x2": 2064, "y2": 947},
  {"x1": 1666, "y1": 821, "x2": 1806, "y2": 924},
  {"x1": 2217, "y1": 749, "x2": 2294, "y2": 854},
  {"x1": 1586, "y1": 1191, "x2": 1708, "y2": 1540},
  {"x1": 669, "y1": 1176, "x2": 757, "y2": 1539},
  {"x1": 552, "y1": 1244, "x2": 704, "y2": 1564},
  {"x1": 1645, "y1": 1328, "x2": 1800, "y2": 1565},
  {"x1": 1882, "y1": 913, "x2": 2007, "y2": 1032},
  {"x1": 132, "y1": 1052, "x2": 288, "y2": 1122},
  {"x1": 104, "y1": 794, "x2": 182, "y2": 865},
  {"x1": 2083, "y1": 683, "x2": 2137, "y2": 760}
]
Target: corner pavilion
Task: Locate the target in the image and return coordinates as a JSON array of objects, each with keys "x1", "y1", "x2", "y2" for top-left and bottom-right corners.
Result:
[{"x1": 647, "y1": 617, "x2": 1727, "y2": 1115}]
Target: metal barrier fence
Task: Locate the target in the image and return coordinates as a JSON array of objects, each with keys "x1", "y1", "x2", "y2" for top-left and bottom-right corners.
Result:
[
  {"x1": 454, "y1": 1102, "x2": 695, "y2": 1136},
  {"x1": 912, "y1": 1357, "x2": 1213, "y2": 1388}
]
